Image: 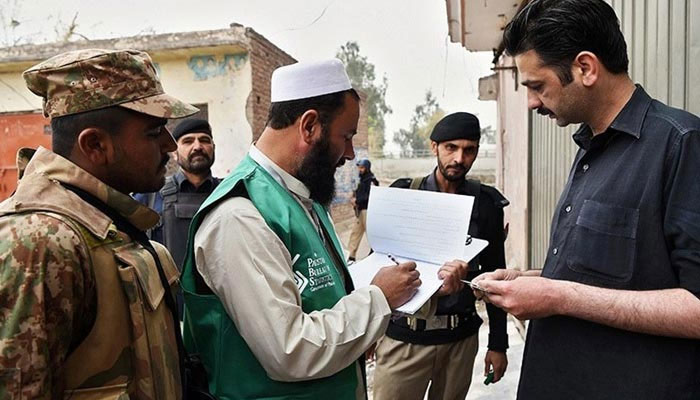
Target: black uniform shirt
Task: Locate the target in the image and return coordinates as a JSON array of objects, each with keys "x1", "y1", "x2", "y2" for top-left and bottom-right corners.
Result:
[
  {"x1": 354, "y1": 172, "x2": 379, "y2": 211},
  {"x1": 173, "y1": 170, "x2": 219, "y2": 194},
  {"x1": 518, "y1": 86, "x2": 700, "y2": 400},
  {"x1": 388, "y1": 172, "x2": 509, "y2": 351}
]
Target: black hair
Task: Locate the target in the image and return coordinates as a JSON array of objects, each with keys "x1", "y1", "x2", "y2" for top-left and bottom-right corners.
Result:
[
  {"x1": 50, "y1": 106, "x2": 132, "y2": 157},
  {"x1": 503, "y1": 0, "x2": 629, "y2": 84},
  {"x1": 266, "y1": 88, "x2": 360, "y2": 130}
]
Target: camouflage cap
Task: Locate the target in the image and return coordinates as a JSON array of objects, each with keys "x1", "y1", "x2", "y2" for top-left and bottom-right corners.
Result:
[{"x1": 23, "y1": 48, "x2": 198, "y2": 119}]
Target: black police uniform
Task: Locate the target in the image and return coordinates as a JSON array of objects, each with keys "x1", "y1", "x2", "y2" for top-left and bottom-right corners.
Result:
[
  {"x1": 387, "y1": 169, "x2": 509, "y2": 351},
  {"x1": 354, "y1": 171, "x2": 379, "y2": 212}
]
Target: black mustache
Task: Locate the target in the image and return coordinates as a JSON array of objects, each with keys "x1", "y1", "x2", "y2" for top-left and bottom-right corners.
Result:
[
  {"x1": 537, "y1": 107, "x2": 553, "y2": 116},
  {"x1": 189, "y1": 151, "x2": 209, "y2": 161}
]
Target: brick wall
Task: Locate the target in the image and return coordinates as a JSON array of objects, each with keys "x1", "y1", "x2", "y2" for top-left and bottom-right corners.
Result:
[
  {"x1": 246, "y1": 28, "x2": 296, "y2": 142},
  {"x1": 353, "y1": 91, "x2": 369, "y2": 148}
]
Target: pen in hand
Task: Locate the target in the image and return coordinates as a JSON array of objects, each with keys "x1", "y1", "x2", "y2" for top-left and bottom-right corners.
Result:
[{"x1": 387, "y1": 254, "x2": 400, "y2": 265}]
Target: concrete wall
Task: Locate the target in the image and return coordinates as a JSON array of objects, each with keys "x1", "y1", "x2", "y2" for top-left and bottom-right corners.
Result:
[
  {"x1": 0, "y1": 64, "x2": 41, "y2": 112},
  {"x1": 495, "y1": 56, "x2": 530, "y2": 271},
  {"x1": 153, "y1": 47, "x2": 253, "y2": 176}
]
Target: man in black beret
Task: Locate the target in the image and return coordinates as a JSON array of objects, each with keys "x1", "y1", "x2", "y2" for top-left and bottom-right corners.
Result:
[
  {"x1": 373, "y1": 112, "x2": 510, "y2": 400},
  {"x1": 134, "y1": 118, "x2": 221, "y2": 318}
]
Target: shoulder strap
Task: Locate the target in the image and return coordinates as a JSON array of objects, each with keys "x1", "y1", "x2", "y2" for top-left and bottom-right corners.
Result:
[
  {"x1": 144, "y1": 190, "x2": 162, "y2": 240},
  {"x1": 160, "y1": 176, "x2": 179, "y2": 200},
  {"x1": 409, "y1": 176, "x2": 425, "y2": 190},
  {"x1": 146, "y1": 192, "x2": 158, "y2": 211},
  {"x1": 389, "y1": 178, "x2": 411, "y2": 188},
  {"x1": 480, "y1": 184, "x2": 510, "y2": 208}
]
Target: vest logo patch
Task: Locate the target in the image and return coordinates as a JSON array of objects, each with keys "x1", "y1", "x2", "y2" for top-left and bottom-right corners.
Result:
[
  {"x1": 294, "y1": 270, "x2": 309, "y2": 293},
  {"x1": 305, "y1": 253, "x2": 336, "y2": 292}
]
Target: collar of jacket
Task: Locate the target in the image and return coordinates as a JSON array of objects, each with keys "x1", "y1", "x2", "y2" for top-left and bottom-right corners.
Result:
[{"x1": 6, "y1": 146, "x2": 159, "y2": 238}]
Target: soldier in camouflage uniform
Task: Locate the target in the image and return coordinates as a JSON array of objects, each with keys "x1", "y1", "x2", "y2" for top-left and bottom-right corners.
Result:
[{"x1": 0, "y1": 49, "x2": 198, "y2": 399}]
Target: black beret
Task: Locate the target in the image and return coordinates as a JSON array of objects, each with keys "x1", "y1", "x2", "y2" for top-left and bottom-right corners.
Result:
[
  {"x1": 429, "y1": 112, "x2": 481, "y2": 143},
  {"x1": 172, "y1": 118, "x2": 212, "y2": 141}
]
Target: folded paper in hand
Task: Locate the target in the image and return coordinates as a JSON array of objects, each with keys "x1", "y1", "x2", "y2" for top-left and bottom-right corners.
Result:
[{"x1": 349, "y1": 186, "x2": 488, "y2": 314}]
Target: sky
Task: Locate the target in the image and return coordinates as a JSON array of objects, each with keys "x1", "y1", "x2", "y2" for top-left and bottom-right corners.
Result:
[{"x1": 5, "y1": 0, "x2": 496, "y2": 154}]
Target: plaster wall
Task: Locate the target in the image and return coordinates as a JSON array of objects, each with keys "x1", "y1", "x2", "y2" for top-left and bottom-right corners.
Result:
[
  {"x1": 495, "y1": 56, "x2": 530, "y2": 271},
  {"x1": 154, "y1": 50, "x2": 253, "y2": 176}
]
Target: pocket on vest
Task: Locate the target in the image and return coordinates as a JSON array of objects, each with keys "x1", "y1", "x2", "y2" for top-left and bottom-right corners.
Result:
[
  {"x1": 175, "y1": 203, "x2": 199, "y2": 219},
  {"x1": 113, "y1": 242, "x2": 179, "y2": 310},
  {"x1": 113, "y1": 242, "x2": 181, "y2": 399}
]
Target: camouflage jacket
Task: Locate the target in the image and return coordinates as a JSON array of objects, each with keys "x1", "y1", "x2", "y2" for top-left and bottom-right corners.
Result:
[{"x1": 0, "y1": 147, "x2": 182, "y2": 400}]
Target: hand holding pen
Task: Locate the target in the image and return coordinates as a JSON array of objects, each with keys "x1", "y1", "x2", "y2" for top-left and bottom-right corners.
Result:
[
  {"x1": 387, "y1": 254, "x2": 400, "y2": 265},
  {"x1": 370, "y1": 254, "x2": 421, "y2": 310}
]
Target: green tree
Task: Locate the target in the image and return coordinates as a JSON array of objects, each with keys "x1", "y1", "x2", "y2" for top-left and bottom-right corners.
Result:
[
  {"x1": 336, "y1": 41, "x2": 391, "y2": 156},
  {"x1": 393, "y1": 91, "x2": 445, "y2": 157}
]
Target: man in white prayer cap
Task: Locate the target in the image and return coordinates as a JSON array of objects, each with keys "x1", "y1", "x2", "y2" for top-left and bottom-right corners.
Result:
[{"x1": 180, "y1": 59, "x2": 461, "y2": 399}]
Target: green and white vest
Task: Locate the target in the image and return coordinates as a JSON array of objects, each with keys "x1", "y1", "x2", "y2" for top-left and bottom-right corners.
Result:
[{"x1": 182, "y1": 155, "x2": 359, "y2": 399}]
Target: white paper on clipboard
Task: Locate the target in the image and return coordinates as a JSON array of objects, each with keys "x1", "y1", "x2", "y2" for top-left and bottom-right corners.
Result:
[{"x1": 348, "y1": 186, "x2": 489, "y2": 314}]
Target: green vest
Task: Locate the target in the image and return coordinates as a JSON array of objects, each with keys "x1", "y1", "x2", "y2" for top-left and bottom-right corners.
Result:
[{"x1": 181, "y1": 155, "x2": 359, "y2": 400}]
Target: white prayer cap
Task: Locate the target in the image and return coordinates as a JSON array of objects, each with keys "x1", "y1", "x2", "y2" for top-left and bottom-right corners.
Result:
[{"x1": 271, "y1": 59, "x2": 352, "y2": 102}]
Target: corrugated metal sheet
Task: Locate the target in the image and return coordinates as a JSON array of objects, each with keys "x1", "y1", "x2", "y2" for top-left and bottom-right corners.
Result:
[
  {"x1": 528, "y1": 0, "x2": 700, "y2": 269},
  {"x1": 529, "y1": 118, "x2": 578, "y2": 269}
]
